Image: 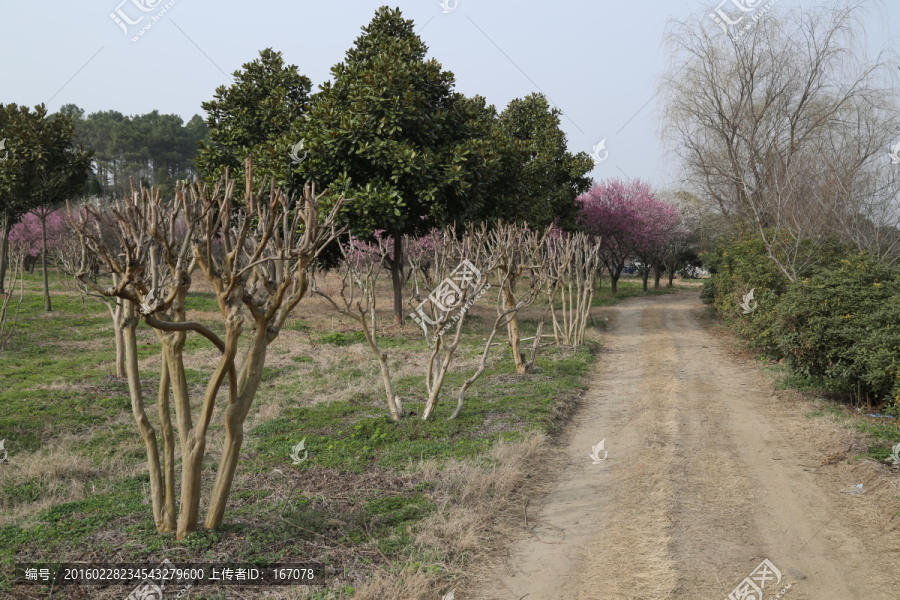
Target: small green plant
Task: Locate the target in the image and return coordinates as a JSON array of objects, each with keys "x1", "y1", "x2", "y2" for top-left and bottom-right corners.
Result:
[{"x1": 319, "y1": 331, "x2": 367, "y2": 346}]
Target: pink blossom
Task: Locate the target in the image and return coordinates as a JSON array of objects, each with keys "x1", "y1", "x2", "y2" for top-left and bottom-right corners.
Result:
[{"x1": 9, "y1": 209, "x2": 72, "y2": 257}]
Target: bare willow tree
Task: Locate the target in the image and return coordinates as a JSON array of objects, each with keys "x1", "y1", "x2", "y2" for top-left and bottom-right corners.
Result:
[
  {"x1": 545, "y1": 231, "x2": 601, "y2": 346},
  {"x1": 312, "y1": 234, "x2": 405, "y2": 421},
  {"x1": 69, "y1": 162, "x2": 347, "y2": 539},
  {"x1": 661, "y1": 0, "x2": 900, "y2": 279}
]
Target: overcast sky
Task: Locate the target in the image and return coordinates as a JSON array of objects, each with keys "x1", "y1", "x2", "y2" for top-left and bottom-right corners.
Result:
[{"x1": 1, "y1": 0, "x2": 898, "y2": 188}]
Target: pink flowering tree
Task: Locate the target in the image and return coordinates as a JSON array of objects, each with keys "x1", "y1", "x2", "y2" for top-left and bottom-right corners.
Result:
[
  {"x1": 631, "y1": 199, "x2": 681, "y2": 291},
  {"x1": 578, "y1": 178, "x2": 677, "y2": 294},
  {"x1": 9, "y1": 208, "x2": 75, "y2": 311},
  {"x1": 8, "y1": 209, "x2": 70, "y2": 259}
]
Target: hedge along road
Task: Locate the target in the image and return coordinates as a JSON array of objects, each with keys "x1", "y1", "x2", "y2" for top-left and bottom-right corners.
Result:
[{"x1": 474, "y1": 290, "x2": 899, "y2": 599}]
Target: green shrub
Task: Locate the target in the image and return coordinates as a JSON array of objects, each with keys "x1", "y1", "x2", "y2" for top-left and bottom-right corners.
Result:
[
  {"x1": 775, "y1": 256, "x2": 900, "y2": 405},
  {"x1": 702, "y1": 234, "x2": 900, "y2": 411},
  {"x1": 702, "y1": 235, "x2": 790, "y2": 353},
  {"x1": 700, "y1": 279, "x2": 716, "y2": 304}
]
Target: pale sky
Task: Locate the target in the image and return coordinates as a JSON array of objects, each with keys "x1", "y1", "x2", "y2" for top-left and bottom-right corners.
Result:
[{"x1": 1, "y1": 0, "x2": 898, "y2": 188}]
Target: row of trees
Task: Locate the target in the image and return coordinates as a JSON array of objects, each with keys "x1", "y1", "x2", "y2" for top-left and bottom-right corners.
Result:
[
  {"x1": 578, "y1": 179, "x2": 702, "y2": 294},
  {"x1": 63, "y1": 105, "x2": 208, "y2": 198},
  {"x1": 57, "y1": 159, "x2": 606, "y2": 536},
  {"x1": 1, "y1": 7, "x2": 595, "y2": 323},
  {"x1": 193, "y1": 8, "x2": 595, "y2": 324}
]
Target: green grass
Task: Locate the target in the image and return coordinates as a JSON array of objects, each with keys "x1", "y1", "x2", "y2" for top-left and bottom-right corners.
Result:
[
  {"x1": 592, "y1": 276, "x2": 679, "y2": 307},
  {"x1": 0, "y1": 266, "x2": 670, "y2": 597}
]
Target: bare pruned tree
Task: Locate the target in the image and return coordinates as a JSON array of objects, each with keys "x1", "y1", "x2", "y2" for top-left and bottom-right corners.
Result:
[
  {"x1": 545, "y1": 231, "x2": 601, "y2": 346},
  {"x1": 69, "y1": 160, "x2": 348, "y2": 539},
  {"x1": 58, "y1": 202, "x2": 126, "y2": 378},
  {"x1": 661, "y1": 0, "x2": 900, "y2": 278},
  {"x1": 0, "y1": 237, "x2": 26, "y2": 350},
  {"x1": 312, "y1": 234, "x2": 405, "y2": 421}
]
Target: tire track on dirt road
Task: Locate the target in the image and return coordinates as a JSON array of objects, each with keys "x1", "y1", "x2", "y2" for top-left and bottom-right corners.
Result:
[{"x1": 473, "y1": 290, "x2": 896, "y2": 599}]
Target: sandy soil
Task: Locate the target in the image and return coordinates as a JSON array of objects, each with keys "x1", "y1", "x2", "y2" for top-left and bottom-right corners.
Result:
[{"x1": 471, "y1": 290, "x2": 900, "y2": 599}]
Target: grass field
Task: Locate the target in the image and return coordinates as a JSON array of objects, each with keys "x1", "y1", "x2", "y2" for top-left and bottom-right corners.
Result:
[{"x1": 0, "y1": 267, "x2": 683, "y2": 599}]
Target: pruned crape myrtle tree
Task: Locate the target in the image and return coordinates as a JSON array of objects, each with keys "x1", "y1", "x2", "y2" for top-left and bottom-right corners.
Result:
[
  {"x1": 414, "y1": 224, "x2": 551, "y2": 420},
  {"x1": 57, "y1": 203, "x2": 127, "y2": 378},
  {"x1": 311, "y1": 234, "x2": 405, "y2": 421},
  {"x1": 544, "y1": 230, "x2": 601, "y2": 346},
  {"x1": 451, "y1": 224, "x2": 553, "y2": 418},
  {"x1": 0, "y1": 236, "x2": 26, "y2": 350},
  {"x1": 416, "y1": 225, "x2": 498, "y2": 421},
  {"x1": 491, "y1": 223, "x2": 552, "y2": 374},
  {"x1": 69, "y1": 162, "x2": 348, "y2": 539}
]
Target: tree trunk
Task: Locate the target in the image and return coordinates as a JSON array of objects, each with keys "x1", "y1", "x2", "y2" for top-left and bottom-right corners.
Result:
[
  {"x1": 667, "y1": 263, "x2": 676, "y2": 287},
  {"x1": 108, "y1": 274, "x2": 126, "y2": 378},
  {"x1": 653, "y1": 263, "x2": 662, "y2": 289},
  {"x1": 609, "y1": 264, "x2": 622, "y2": 295},
  {"x1": 40, "y1": 213, "x2": 51, "y2": 312},
  {"x1": 122, "y1": 300, "x2": 171, "y2": 533},
  {"x1": 641, "y1": 266, "x2": 650, "y2": 291},
  {"x1": 504, "y1": 281, "x2": 525, "y2": 373},
  {"x1": 361, "y1": 321, "x2": 403, "y2": 421},
  {"x1": 391, "y1": 232, "x2": 403, "y2": 325},
  {"x1": 157, "y1": 354, "x2": 177, "y2": 531},
  {"x1": 114, "y1": 300, "x2": 125, "y2": 378},
  {"x1": 206, "y1": 329, "x2": 264, "y2": 530},
  {"x1": 0, "y1": 214, "x2": 10, "y2": 294}
]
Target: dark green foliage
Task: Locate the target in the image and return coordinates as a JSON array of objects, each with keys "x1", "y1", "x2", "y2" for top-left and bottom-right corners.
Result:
[
  {"x1": 195, "y1": 48, "x2": 312, "y2": 190},
  {"x1": 775, "y1": 256, "x2": 900, "y2": 405},
  {"x1": 296, "y1": 7, "x2": 507, "y2": 237},
  {"x1": 701, "y1": 234, "x2": 791, "y2": 352},
  {"x1": 497, "y1": 94, "x2": 593, "y2": 229}
]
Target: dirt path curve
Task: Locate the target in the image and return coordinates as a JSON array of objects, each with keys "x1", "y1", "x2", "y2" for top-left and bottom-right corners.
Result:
[{"x1": 473, "y1": 290, "x2": 898, "y2": 599}]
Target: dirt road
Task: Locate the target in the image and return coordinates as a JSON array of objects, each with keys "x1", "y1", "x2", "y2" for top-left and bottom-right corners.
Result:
[{"x1": 474, "y1": 291, "x2": 900, "y2": 599}]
